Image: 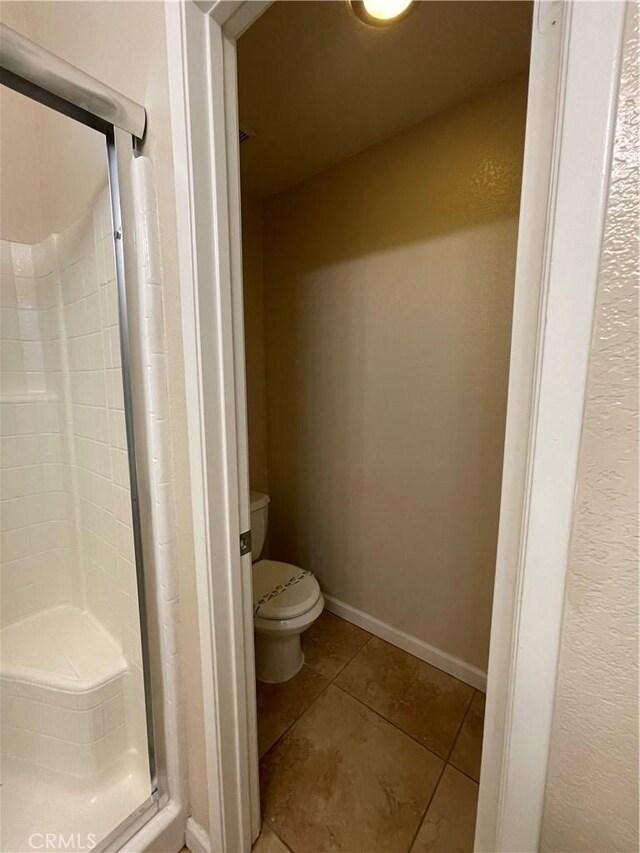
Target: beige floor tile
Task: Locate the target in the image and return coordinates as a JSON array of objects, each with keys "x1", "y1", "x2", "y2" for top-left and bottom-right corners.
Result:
[
  {"x1": 449, "y1": 691, "x2": 485, "y2": 781},
  {"x1": 261, "y1": 684, "x2": 443, "y2": 853},
  {"x1": 252, "y1": 824, "x2": 292, "y2": 853},
  {"x1": 335, "y1": 638, "x2": 473, "y2": 758},
  {"x1": 301, "y1": 610, "x2": 371, "y2": 680},
  {"x1": 410, "y1": 765, "x2": 478, "y2": 853},
  {"x1": 257, "y1": 665, "x2": 329, "y2": 757}
]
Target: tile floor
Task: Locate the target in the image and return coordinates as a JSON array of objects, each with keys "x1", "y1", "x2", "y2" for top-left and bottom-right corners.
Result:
[{"x1": 253, "y1": 611, "x2": 485, "y2": 853}]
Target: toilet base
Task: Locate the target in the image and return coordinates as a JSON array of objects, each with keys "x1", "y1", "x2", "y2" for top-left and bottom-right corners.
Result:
[
  {"x1": 255, "y1": 632, "x2": 305, "y2": 684},
  {"x1": 253, "y1": 594, "x2": 324, "y2": 684}
]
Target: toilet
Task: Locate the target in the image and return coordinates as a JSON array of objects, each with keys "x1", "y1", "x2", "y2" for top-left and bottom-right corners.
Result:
[{"x1": 250, "y1": 491, "x2": 324, "y2": 683}]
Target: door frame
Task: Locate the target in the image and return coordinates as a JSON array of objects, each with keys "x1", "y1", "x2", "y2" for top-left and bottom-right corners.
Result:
[{"x1": 165, "y1": 1, "x2": 627, "y2": 850}]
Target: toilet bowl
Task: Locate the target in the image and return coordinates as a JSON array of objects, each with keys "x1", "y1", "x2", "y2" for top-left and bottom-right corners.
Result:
[{"x1": 250, "y1": 492, "x2": 324, "y2": 683}]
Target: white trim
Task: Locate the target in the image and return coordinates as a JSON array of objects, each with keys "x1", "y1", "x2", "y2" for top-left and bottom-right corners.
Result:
[
  {"x1": 185, "y1": 817, "x2": 211, "y2": 853},
  {"x1": 324, "y1": 596, "x2": 486, "y2": 691},
  {"x1": 206, "y1": 0, "x2": 272, "y2": 39},
  {"x1": 476, "y1": 2, "x2": 626, "y2": 851},
  {"x1": 222, "y1": 29, "x2": 262, "y2": 843},
  {"x1": 474, "y1": 1, "x2": 568, "y2": 846},
  {"x1": 120, "y1": 799, "x2": 185, "y2": 853},
  {"x1": 165, "y1": 3, "x2": 226, "y2": 850},
  {"x1": 119, "y1": 157, "x2": 187, "y2": 850},
  {"x1": 123, "y1": 801, "x2": 184, "y2": 853},
  {"x1": 165, "y1": 2, "x2": 269, "y2": 851}
]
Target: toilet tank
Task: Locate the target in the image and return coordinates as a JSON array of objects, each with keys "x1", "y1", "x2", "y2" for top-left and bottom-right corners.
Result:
[{"x1": 249, "y1": 491, "x2": 270, "y2": 560}]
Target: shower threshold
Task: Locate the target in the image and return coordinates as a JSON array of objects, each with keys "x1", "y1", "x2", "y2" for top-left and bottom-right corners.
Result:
[{"x1": 0, "y1": 751, "x2": 150, "y2": 852}]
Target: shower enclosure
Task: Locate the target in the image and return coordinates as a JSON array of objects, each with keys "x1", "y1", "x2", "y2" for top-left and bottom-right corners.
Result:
[{"x1": 1, "y1": 25, "x2": 157, "y2": 852}]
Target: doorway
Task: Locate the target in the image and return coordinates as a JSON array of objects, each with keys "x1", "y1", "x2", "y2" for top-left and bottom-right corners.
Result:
[
  {"x1": 166, "y1": 1, "x2": 626, "y2": 850},
  {"x1": 238, "y1": 2, "x2": 530, "y2": 850}
]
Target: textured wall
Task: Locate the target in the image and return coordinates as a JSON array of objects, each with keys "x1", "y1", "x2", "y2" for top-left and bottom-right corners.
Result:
[
  {"x1": 262, "y1": 75, "x2": 527, "y2": 671},
  {"x1": 541, "y1": 5, "x2": 639, "y2": 850}
]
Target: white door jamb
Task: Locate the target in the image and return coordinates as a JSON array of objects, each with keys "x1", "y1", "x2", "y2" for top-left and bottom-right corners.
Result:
[{"x1": 476, "y1": 2, "x2": 626, "y2": 850}]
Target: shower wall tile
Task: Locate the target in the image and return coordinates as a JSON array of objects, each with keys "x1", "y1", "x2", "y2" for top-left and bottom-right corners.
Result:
[
  {"x1": 57, "y1": 187, "x2": 139, "y2": 670},
  {"x1": 2, "y1": 187, "x2": 149, "y2": 770},
  {"x1": 0, "y1": 238, "x2": 78, "y2": 626},
  {"x1": 1, "y1": 671, "x2": 128, "y2": 776}
]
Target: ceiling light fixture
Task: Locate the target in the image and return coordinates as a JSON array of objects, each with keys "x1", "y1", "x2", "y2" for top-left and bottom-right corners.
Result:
[{"x1": 349, "y1": 0, "x2": 415, "y2": 27}]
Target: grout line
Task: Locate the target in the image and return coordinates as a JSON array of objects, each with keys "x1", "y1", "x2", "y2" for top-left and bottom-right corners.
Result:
[
  {"x1": 259, "y1": 623, "x2": 375, "y2": 764},
  {"x1": 257, "y1": 618, "x2": 482, "y2": 853},
  {"x1": 263, "y1": 823, "x2": 294, "y2": 853},
  {"x1": 445, "y1": 688, "x2": 475, "y2": 763},
  {"x1": 445, "y1": 761, "x2": 480, "y2": 785},
  {"x1": 258, "y1": 668, "x2": 333, "y2": 764},
  {"x1": 405, "y1": 760, "x2": 448, "y2": 853},
  {"x1": 444, "y1": 688, "x2": 481, "y2": 785},
  {"x1": 274, "y1": 828, "x2": 294, "y2": 853},
  {"x1": 261, "y1": 676, "x2": 457, "y2": 853},
  {"x1": 331, "y1": 681, "x2": 463, "y2": 765},
  {"x1": 324, "y1": 631, "x2": 375, "y2": 684},
  {"x1": 257, "y1": 673, "x2": 335, "y2": 851},
  {"x1": 405, "y1": 690, "x2": 477, "y2": 853},
  {"x1": 326, "y1": 604, "x2": 486, "y2": 693}
]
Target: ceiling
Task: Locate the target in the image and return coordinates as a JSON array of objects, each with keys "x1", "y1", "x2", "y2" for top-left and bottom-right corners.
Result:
[{"x1": 237, "y1": 1, "x2": 533, "y2": 199}]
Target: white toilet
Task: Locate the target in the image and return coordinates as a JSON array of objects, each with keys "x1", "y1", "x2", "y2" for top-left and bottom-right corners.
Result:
[{"x1": 250, "y1": 491, "x2": 324, "y2": 683}]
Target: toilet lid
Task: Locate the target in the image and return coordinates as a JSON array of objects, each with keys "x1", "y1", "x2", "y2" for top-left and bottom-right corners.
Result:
[{"x1": 253, "y1": 560, "x2": 320, "y2": 620}]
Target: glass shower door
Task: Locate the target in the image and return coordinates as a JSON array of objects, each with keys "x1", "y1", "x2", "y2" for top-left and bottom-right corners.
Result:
[{"x1": 0, "y1": 84, "x2": 154, "y2": 852}]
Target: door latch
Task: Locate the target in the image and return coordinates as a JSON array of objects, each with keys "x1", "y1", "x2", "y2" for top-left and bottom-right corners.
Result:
[{"x1": 240, "y1": 529, "x2": 252, "y2": 557}]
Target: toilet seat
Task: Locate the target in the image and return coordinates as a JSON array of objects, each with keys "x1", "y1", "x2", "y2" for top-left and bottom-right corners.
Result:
[{"x1": 252, "y1": 560, "x2": 321, "y2": 621}]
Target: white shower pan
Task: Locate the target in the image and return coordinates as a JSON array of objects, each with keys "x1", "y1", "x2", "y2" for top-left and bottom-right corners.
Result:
[{"x1": 0, "y1": 605, "x2": 151, "y2": 852}]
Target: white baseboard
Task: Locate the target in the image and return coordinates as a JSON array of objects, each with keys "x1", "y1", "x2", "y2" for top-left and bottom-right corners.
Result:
[
  {"x1": 324, "y1": 595, "x2": 487, "y2": 691},
  {"x1": 185, "y1": 817, "x2": 210, "y2": 853}
]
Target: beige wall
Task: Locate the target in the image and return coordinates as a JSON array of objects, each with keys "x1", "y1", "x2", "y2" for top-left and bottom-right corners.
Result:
[
  {"x1": 259, "y1": 75, "x2": 527, "y2": 672},
  {"x1": 541, "y1": 5, "x2": 639, "y2": 851},
  {"x1": 0, "y1": 0, "x2": 207, "y2": 832},
  {"x1": 242, "y1": 195, "x2": 269, "y2": 494},
  {"x1": 0, "y1": 2, "x2": 106, "y2": 243},
  {"x1": 0, "y1": 84, "x2": 44, "y2": 243}
]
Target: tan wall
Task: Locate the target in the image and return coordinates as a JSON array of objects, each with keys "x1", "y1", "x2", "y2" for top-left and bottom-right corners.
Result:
[
  {"x1": 0, "y1": 80, "x2": 44, "y2": 243},
  {"x1": 541, "y1": 5, "x2": 639, "y2": 851},
  {"x1": 242, "y1": 195, "x2": 269, "y2": 494},
  {"x1": 261, "y1": 75, "x2": 527, "y2": 672},
  {"x1": 0, "y1": 3, "x2": 107, "y2": 243},
  {"x1": 0, "y1": 0, "x2": 207, "y2": 832}
]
